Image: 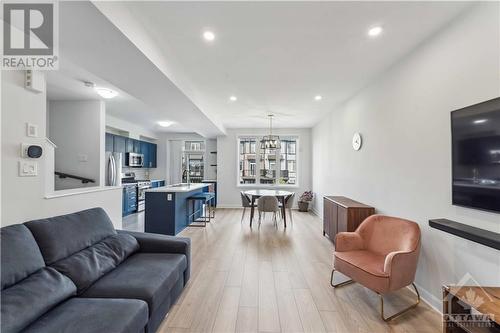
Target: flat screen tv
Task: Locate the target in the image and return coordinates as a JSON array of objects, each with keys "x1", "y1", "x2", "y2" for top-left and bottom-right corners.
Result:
[{"x1": 451, "y1": 97, "x2": 500, "y2": 213}]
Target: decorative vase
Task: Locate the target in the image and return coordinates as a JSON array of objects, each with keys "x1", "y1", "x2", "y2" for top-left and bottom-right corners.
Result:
[{"x1": 298, "y1": 201, "x2": 309, "y2": 212}]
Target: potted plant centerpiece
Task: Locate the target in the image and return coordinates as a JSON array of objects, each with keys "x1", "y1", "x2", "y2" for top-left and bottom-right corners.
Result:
[{"x1": 298, "y1": 191, "x2": 314, "y2": 212}]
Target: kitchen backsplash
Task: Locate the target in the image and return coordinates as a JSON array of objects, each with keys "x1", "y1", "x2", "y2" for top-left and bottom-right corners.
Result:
[{"x1": 122, "y1": 167, "x2": 150, "y2": 180}]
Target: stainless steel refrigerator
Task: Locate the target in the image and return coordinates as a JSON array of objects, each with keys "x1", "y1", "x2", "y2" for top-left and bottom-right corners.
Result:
[{"x1": 105, "y1": 152, "x2": 123, "y2": 186}]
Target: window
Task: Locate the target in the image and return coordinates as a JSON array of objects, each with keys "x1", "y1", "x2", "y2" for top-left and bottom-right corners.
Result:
[
  {"x1": 238, "y1": 136, "x2": 298, "y2": 186},
  {"x1": 239, "y1": 138, "x2": 257, "y2": 184}
]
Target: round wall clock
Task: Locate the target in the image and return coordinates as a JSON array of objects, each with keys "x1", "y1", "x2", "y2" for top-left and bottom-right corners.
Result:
[{"x1": 352, "y1": 132, "x2": 362, "y2": 151}]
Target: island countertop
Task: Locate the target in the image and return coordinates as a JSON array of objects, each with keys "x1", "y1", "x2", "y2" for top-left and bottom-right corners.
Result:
[{"x1": 146, "y1": 183, "x2": 209, "y2": 193}]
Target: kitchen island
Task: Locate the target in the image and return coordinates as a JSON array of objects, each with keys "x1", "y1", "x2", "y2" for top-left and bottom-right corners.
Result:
[{"x1": 145, "y1": 183, "x2": 210, "y2": 235}]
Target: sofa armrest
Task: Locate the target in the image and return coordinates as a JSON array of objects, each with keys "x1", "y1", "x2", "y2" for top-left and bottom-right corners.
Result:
[
  {"x1": 334, "y1": 232, "x2": 364, "y2": 252},
  {"x1": 118, "y1": 230, "x2": 191, "y2": 282}
]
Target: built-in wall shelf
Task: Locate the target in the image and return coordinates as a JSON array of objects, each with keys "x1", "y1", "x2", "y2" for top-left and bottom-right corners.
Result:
[{"x1": 429, "y1": 219, "x2": 500, "y2": 250}]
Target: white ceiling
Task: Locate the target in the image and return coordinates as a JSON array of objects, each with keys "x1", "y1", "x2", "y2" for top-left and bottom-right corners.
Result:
[
  {"x1": 46, "y1": 61, "x2": 193, "y2": 133},
  {"x1": 55, "y1": 1, "x2": 225, "y2": 137},
  {"x1": 96, "y1": 1, "x2": 472, "y2": 129}
]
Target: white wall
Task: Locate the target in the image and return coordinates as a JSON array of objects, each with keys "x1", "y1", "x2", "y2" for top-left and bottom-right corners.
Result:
[
  {"x1": 217, "y1": 128, "x2": 312, "y2": 208},
  {"x1": 1, "y1": 70, "x2": 122, "y2": 228},
  {"x1": 49, "y1": 100, "x2": 104, "y2": 190},
  {"x1": 205, "y1": 139, "x2": 217, "y2": 181},
  {"x1": 312, "y1": 3, "x2": 500, "y2": 309}
]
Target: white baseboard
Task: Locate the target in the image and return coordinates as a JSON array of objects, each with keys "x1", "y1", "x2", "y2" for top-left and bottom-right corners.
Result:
[{"x1": 411, "y1": 282, "x2": 442, "y2": 314}]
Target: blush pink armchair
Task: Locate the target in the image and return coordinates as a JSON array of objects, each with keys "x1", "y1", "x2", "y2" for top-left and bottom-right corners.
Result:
[{"x1": 330, "y1": 214, "x2": 421, "y2": 321}]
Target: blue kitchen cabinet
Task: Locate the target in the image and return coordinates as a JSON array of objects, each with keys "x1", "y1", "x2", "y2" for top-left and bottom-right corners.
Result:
[
  {"x1": 149, "y1": 143, "x2": 157, "y2": 168},
  {"x1": 134, "y1": 140, "x2": 141, "y2": 153},
  {"x1": 139, "y1": 141, "x2": 157, "y2": 168},
  {"x1": 113, "y1": 135, "x2": 126, "y2": 153},
  {"x1": 105, "y1": 133, "x2": 114, "y2": 152},
  {"x1": 106, "y1": 133, "x2": 157, "y2": 169},
  {"x1": 151, "y1": 180, "x2": 165, "y2": 188},
  {"x1": 125, "y1": 138, "x2": 134, "y2": 153},
  {"x1": 140, "y1": 141, "x2": 151, "y2": 168},
  {"x1": 112, "y1": 135, "x2": 127, "y2": 167},
  {"x1": 122, "y1": 185, "x2": 137, "y2": 216}
]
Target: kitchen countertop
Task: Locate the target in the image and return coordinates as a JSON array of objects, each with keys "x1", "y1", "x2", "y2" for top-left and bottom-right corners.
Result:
[{"x1": 146, "y1": 183, "x2": 209, "y2": 193}]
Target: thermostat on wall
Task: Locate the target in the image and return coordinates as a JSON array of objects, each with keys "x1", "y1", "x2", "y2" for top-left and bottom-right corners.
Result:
[{"x1": 21, "y1": 144, "x2": 43, "y2": 158}]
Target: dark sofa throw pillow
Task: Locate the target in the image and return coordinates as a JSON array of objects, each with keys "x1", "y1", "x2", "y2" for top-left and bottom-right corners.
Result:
[
  {"x1": 50, "y1": 233, "x2": 139, "y2": 293},
  {"x1": 1, "y1": 267, "x2": 76, "y2": 333}
]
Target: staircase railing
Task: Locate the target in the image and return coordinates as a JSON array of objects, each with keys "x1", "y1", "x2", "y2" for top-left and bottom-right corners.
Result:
[{"x1": 54, "y1": 171, "x2": 95, "y2": 184}]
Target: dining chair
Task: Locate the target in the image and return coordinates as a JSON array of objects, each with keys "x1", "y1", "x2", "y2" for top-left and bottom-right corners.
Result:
[
  {"x1": 240, "y1": 192, "x2": 255, "y2": 223},
  {"x1": 280, "y1": 193, "x2": 295, "y2": 225},
  {"x1": 257, "y1": 196, "x2": 280, "y2": 227}
]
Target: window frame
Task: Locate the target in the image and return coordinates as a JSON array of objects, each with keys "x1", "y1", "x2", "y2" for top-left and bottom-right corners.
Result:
[{"x1": 237, "y1": 135, "x2": 299, "y2": 188}]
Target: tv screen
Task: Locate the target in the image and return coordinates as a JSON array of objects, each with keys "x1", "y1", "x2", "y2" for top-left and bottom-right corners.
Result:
[{"x1": 451, "y1": 97, "x2": 500, "y2": 213}]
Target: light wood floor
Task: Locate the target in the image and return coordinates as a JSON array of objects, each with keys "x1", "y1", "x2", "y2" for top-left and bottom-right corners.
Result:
[{"x1": 156, "y1": 209, "x2": 441, "y2": 333}]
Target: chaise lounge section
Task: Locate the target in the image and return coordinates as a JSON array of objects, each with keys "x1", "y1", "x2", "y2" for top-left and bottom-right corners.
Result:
[{"x1": 1, "y1": 207, "x2": 190, "y2": 333}]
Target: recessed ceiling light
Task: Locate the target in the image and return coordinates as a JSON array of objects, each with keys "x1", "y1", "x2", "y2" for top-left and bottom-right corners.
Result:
[
  {"x1": 314, "y1": 95, "x2": 322, "y2": 101},
  {"x1": 95, "y1": 87, "x2": 118, "y2": 99},
  {"x1": 203, "y1": 31, "x2": 215, "y2": 41},
  {"x1": 368, "y1": 26, "x2": 383, "y2": 37},
  {"x1": 473, "y1": 119, "x2": 488, "y2": 124},
  {"x1": 229, "y1": 96, "x2": 237, "y2": 102},
  {"x1": 158, "y1": 121, "x2": 174, "y2": 128}
]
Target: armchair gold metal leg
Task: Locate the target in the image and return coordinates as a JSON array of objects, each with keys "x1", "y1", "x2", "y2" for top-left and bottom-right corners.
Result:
[
  {"x1": 379, "y1": 283, "x2": 420, "y2": 322},
  {"x1": 330, "y1": 269, "x2": 354, "y2": 288}
]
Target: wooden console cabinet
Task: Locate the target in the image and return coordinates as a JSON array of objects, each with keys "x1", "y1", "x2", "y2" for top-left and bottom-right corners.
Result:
[{"x1": 323, "y1": 196, "x2": 375, "y2": 243}]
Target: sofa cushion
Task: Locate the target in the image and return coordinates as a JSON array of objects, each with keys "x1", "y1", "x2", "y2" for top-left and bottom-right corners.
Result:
[
  {"x1": 23, "y1": 298, "x2": 148, "y2": 333},
  {"x1": 1, "y1": 224, "x2": 45, "y2": 290},
  {"x1": 51, "y1": 233, "x2": 140, "y2": 293},
  {"x1": 82, "y1": 253, "x2": 187, "y2": 313},
  {"x1": 1, "y1": 267, "x2": 76, "y2": 333},
  {"x1": 25, "y1": 208, "x2": 117, "y2": 265}
]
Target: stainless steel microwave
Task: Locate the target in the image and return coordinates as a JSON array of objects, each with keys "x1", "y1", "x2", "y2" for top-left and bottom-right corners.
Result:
[{"x1": 126, "y1": 152, "x2": 144, "y2": 167}]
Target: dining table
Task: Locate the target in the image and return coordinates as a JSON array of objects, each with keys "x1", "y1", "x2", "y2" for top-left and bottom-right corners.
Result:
[{"x1": 243, "y1": 189, "x2": 295, "y2": 228}]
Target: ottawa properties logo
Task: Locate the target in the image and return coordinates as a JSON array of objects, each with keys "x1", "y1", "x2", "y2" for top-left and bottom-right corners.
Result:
[{"x1": 2, "y1": 2, "x2": 59, "y2": 70}]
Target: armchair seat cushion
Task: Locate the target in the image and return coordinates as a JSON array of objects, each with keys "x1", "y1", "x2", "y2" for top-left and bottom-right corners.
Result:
[
  {"x1": 81, "y1": 253, "x2": 187, "y2": 313},
  {"x1": 23, "y1": 298, "x2": 148, "y2": 333},
  {"x1": 334, "y1": 250, "x2": 389, "y2": 294}
]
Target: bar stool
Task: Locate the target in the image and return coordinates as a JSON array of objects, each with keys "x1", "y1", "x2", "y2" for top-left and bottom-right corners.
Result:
[
  {"x1": 187, "y1": 193, "x2": 213, "y2": 227},
  {"x1": 205, "y1": 192, "x2": 216, "y2": 218}
]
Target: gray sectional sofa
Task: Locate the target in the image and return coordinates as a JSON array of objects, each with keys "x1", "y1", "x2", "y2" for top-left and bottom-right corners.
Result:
[{"x1": 1, "y1": 207, "x2": 190, "y2": 333}]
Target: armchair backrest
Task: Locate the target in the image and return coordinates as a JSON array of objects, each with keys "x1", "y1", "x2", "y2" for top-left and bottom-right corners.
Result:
[{"x1": 357, "y1": 215, "x2": 420, "y2": 256}]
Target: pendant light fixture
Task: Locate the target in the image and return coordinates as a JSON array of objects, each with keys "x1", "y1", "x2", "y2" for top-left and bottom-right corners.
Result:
[{"x1": 260, "y1": 114, "x2": 281, "y2": 150}]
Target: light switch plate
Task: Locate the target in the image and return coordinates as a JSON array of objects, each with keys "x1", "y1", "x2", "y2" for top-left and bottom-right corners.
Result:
[
  {"x1": 167, "y1": 194, "x2": 172, "y2": 201},
  {"x1": 26, "y1": 123, "x2": 38, "y2": 137},
  {"x1": 19, "y1": 161, "x2": 38, "y2": 176},
  {"x1": 20, "y1": 144, "x2": 30, "y2": 158}
]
